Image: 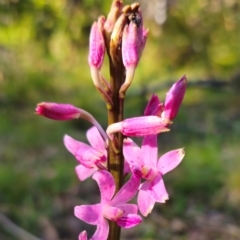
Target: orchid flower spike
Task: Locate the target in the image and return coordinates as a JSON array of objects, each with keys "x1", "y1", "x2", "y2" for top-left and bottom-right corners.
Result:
[
  {"x1": 123, "y1": 136, "x2": 185, "y2": 216},
  {"x1": 75, "y1": 170, "x2": 142, "y2": 240},
  {"x1": 64, "y1": 126, "x2": 130, "y2": 181},
  {"x1": 162, "y1": 75, "x2": 187, "y2": 120}
]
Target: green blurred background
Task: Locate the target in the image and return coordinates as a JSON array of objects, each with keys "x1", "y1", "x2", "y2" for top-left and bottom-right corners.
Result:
[{"x1": 0, "y1": 0, "x2": 240, "y2": 239}]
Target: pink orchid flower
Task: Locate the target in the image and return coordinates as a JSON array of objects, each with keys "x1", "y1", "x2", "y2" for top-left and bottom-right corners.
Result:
[
  {"x1": 64, "y1": 126, "x2": 130, "y2": 181},
  {"x1": 123, "y1": 136, "x2": 185, "y2": 217},
  {"x1": 75, "y1": 170, "x2": 142, "y2": 240},
  {"x1": 64, "y1": 126, "x2": 107, "y2": 181}
]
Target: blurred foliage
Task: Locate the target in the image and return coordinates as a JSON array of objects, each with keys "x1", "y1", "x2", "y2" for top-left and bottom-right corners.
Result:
[{"x1": 0, "y1": 0, "x2": 240, "y2": 239}]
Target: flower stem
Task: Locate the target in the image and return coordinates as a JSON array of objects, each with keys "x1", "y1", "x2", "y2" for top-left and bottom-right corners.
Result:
[{"x1": 107, "y1": 44, "x2": 125, "y2": 240}]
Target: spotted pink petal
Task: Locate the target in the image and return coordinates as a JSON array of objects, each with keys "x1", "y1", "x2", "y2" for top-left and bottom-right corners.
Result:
[
  {"x1": 158, "y1": 148, "x2": 185, "y2": 175},
  {"x1": 116, "y1": 214, "x2": 142, "y2": 228},
  {"x1": 74, "y1": 204, "x2": 102, "y2": 225},
  {"x1": 86, "y1": 126, "x2": 105, "y2": 152},
  {"x1": 92, "y1": 170, "x2": 115, "y2": 204},
  {"x1": 88, "y1": 18, "x2": 105, "y2": 70},
  {"x1": 123, "y1": 138, "x2": 143, "y2": 166},
  {"x1": 111, "y1": 174, "x2": 141, "y2": 205},
  {"x1": 137, "y1": 187, "x2": 155, "y2": 216},
  {"x1": 75, "y1": 164, "x2": 97, "y2": 181},
  {"x1": 75, "y1": 146, "x2": 107, "y2": 168},
  {"x1": 142, "y1": 135, "x2": 158, "y2": 167}
]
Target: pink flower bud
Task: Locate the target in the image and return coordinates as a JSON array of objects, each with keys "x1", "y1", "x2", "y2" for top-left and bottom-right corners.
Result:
[
  {"x1": 35, "y1": 102, "x2": 82, "y2": 120},
  {"x1": 36, "y1": 102, "x2": 108, "y2": 142},
  {"x1": 122, "y1": 22, "x2": 140, "y2": 69},
  {"x1": 107, "y1": 116, "x2": 171, "y2": 139},
  {"x1": 119, "y1": 9, "x2": 148, "y2": 98},
  {"x1": 162, "y1": 75, "x2": 187, "y2": 120},
  {"x1": 88, "y1": 16, "x2": 105, "y2": 70},
  {"x1": 122, "y1": 10, "x2": 148, "y2": 69},
  {"x1": 144, "y1": 94, "x2": 163, "y2": 116}
]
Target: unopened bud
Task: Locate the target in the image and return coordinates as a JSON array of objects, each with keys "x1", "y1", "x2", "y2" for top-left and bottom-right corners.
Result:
[
  {"x1": 119, "y1": 9, "x2": 148, "y2": 98},
  {"x1": 35, "y1": 102, "x2": 108, "y2": 142},
  {"x1": 89, "y1": 16, "x2": 105, "y2": 89},
  {"x1": 110, "y1": 13, "x2": 127, "y2": 64},
  {"x1": 35, "y1": 102, "x2": 82, "y2": 120},
  {"x1": 162, "y1": 75, "x2": 187, "y2": 120},
  {"x1": 88, "y1": 16, "x2": 105, "y2": 69},
  {"x1": 104, "y1": 0, "x2": 123, "y2": 35},
  {"x1": 144, "y1": 94, "x2": 163, "y2": 116}
]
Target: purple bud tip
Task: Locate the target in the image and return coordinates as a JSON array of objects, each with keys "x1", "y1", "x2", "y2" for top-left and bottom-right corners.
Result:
[
  {"x1": 162, "y1": 75, "x2": 187, "y2": 120},
  {"x1": 144, "y1": 94, "x2": 163, "y2": 116},
  {"x1": 35, "y1": 102, "x2": 81, "y2": 121}
]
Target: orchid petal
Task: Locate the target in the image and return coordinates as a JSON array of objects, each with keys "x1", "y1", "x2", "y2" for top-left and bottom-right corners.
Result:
[
  {"x1": 123, "y1": 160, "x2": 131, "y2": 175},
  {"x1": 92, "y1": 170, "x2": 115, "y2": 203},
  {"x1": 78, "y1": 231, "x2": 88, "y2": 240},
  {"x1": 123, "y1": 138, "x2": 143, "y2": 166},
  {"x1": 90, "y1": 219, "x2": 109, "y2": 240},
  {"x1": 144, "y1": 94, "x2": 162, "y2": 116},
  {"x1": 158, "y1": 148, "x2": 185, "y2": 175},
  {"x1": 129, "y1": 163, "x2": 143, "y2": 178},
  {"x1": 151, "y1": 175, "x2": 169, "y2": 203},
  {"x1": 138, "y1": 183, "x2": 156, "y2": 216},
  {"x1": 75, "y1": 146, "x2": 107, "y2": 168},
  {"x1": 75, "y1": 164, "x2": 97, "y2": 181},
  {"x1": 162, "y1": 75, "x2": 187, "y2": 120},
  {"x1": 74, "y1": 204, "x2": 102, "y2": 225},
  {"x1": 86, "y1": 126, "x2": 105, "y2": 152},
  {"x1": 111, "y1": 174, "x2": 141, "y2": 205},
  {"x1": 122, "y1": 116, "x2": 171, "y2": 136},
  {"x1": 116, "y1": 214, "x2": 142, "y2": 228},
  {"x1": 142, "y1": 135, "x2": 158, "y2": 167},
  {"x1": 63, "y1": 135, "x2": 87, "y2": 156},
  {"x1": 116, "y1": 203, "x2": 138, "y2": 215},
  {"x1": 103, "y1": 205, "x2": 124, "y2": 221}
]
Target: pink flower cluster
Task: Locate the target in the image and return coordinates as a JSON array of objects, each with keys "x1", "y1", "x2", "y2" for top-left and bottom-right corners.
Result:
[{"x1": 35, "y1": 76, "x2": 186, "y2": 239}]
